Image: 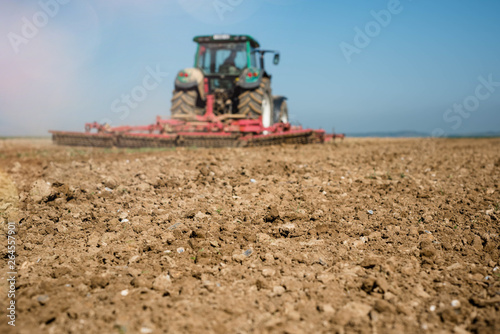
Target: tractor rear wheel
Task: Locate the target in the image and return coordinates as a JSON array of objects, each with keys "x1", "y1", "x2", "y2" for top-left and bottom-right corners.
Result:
[
  {"x1": 238, "y1": 78, "x2": 274, "y2": 127},
  {"x1": 171, "y1": 89, "x2": 203, "y2": 117}
]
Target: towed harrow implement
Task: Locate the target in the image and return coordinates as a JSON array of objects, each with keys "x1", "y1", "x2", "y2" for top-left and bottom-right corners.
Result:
[{"x1": 50, "y1": 109, "x2": 343, "y2": 149}]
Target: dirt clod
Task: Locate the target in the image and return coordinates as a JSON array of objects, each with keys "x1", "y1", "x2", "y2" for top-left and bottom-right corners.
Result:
[{"x1": 264, "y1": 205, "x2": 280, "y2": 222}]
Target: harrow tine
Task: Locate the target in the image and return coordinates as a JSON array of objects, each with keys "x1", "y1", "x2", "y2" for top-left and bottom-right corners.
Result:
[
  {"x1": 177, "y1": 134, "x2": 242, "y2": 148},
  {"x1": 117, "y1": 134, "x2": 177, "y2": 148},
  {"x1": 246, "y1": 130, "x2": 324, "y2": 147},
  {"x1": 51, "y1": 132, "x2": 116, "y2": 147}
]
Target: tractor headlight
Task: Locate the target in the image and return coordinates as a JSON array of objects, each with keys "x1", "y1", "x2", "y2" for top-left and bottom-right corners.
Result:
[{"x1": 244, "y1": 68, "x2": 260, "y2": 82}]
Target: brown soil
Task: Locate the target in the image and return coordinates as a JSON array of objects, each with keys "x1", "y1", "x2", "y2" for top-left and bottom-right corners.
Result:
[{"x1": 1, "y1": 137, "x2": 499, "y2": 334}]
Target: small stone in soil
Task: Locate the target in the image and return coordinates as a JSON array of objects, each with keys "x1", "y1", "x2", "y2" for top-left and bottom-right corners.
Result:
[
  {"x1": 168, "y1": 223, "x2": 182, "y2": 230},
  {"x1": 262, "y1": 268, "x2": 276, "y2": 277},
  {"x1": 37, "y1": 295, "x2": 49, "y2": 305},
  {"x1": 272, "y1": 286, "x2": 285, "y2": 296}
]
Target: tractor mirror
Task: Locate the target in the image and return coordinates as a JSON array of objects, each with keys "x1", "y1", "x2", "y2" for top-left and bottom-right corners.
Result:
[{"x1": 273, "y1": 53, "x2": 280, "y2": 65}]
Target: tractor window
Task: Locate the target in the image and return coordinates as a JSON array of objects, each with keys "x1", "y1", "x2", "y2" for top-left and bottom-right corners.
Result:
[
  {"x1": 250, "y1": 48, "x2": 258, "y2": 68},
  {"x1": 198, "y1": 46, "x2": 211, "y2": 73},
  {"x1": 197, "y1": 43, "x2": 247, "y2": 75}
]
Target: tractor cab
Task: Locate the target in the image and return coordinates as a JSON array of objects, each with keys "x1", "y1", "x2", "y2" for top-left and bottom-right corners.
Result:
[
  {"x1": 194, "y1": 34, "x2": 260, "y2": 74},
  {"x1": 197, "y1": 41, "x2": 250, "y2": 75},
  {"x1": 194, "y1": 35, "x2": 258, "y2": 96},
  {"x1": 193, "y1": 35, "x2": 279, "y2": 95}
]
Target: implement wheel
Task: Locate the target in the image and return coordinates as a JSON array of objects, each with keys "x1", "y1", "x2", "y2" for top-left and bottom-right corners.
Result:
[{"x1": 273, "y1": 98, "x2": 289, "y2": 124}]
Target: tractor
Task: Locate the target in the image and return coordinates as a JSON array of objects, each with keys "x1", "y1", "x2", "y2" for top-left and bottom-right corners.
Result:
[
  {"x1": 171, "y1": 34, "x2": 288, "y2": 128},
  {"x1": 49, "y1": 34, "x2": 343, "y2": 148}
]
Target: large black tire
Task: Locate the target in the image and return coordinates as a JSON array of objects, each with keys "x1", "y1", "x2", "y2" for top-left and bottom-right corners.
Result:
[
  {"x1": 171, "y1": 89, "x2": 202, "y2": 117},
  {"x1": 237, "y1": 78, "x2": 274, "y2": 126}
]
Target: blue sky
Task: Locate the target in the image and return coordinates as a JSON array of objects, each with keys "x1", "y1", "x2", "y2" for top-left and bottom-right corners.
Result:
[{"x1": 1, "y1": 0, "x2": 499, "y2": 136}]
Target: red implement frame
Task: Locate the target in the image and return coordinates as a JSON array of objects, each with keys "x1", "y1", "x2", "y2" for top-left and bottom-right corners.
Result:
[{"x1": 50, "y1": 94, "x2": 344, "y2": 148}]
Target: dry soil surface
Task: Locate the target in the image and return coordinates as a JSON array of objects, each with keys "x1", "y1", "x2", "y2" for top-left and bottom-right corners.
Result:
[{"x1": 0, "y1": 137, "x2": 499, "y2": 334}]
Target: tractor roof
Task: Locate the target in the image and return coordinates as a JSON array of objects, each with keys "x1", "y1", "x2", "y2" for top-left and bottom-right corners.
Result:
[{"x1": 193, "y1": 34, "x2": 260, "y2": 48}]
